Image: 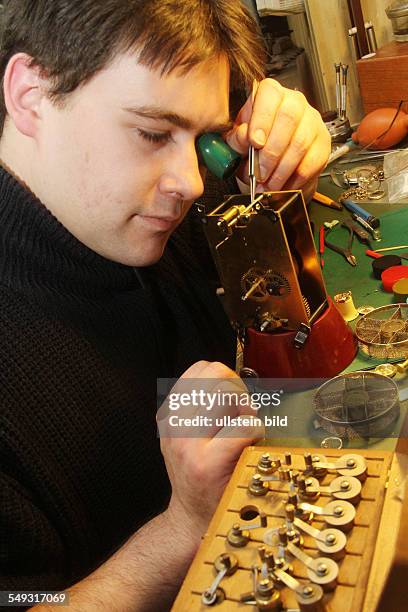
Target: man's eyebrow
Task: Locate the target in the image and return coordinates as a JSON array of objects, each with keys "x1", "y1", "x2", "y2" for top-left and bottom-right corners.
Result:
[{"x1": 122, "y1": 105, "x2": 233, "y2": 133}]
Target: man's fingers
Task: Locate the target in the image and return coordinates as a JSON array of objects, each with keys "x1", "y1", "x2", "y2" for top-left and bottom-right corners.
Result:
[
  {"x1": 263, "y1": 121, "x2": 316, "y2": 190},
  {"x1": 256, "y1": 89, "x2": 306, "y2": 182},
  {"x1": 226, "y1": 79, "x2": 283, "y2": 156},
  {"x1": 209, "y1": 425, "x2": 264, "y2": 459},
  {"x1": 285, "y1": 140, "x2": 331, "y2": 190},
  {"x1": 157, "y1": 361, "x2": 252, "y2": 439},
  {"x1": 230, "y1": 79, "x2": 331, "y2": 190},
  {"x1": 225, "y1": 122, "x2": 249, "y2": 155},
  {"x1": 248, "y1": 79, "x2": 284, "y2": 149}
]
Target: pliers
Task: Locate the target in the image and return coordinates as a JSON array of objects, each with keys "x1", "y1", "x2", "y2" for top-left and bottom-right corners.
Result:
[
  {"x1": 342, "y1": 219, "x2": 374, "y2": 250},
  {"x1": 324, "y1": 221, "x2": 357, "y2": 266},
  {"x1": 324, "y1": 219, "x2": 374, "y2": 266}
]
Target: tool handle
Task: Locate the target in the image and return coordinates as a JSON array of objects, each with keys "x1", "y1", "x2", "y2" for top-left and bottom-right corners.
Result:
[
  {"x1": 313, "y1": 192, "x2": 343, "y2": 210},
  {"x1": 342, "y1": 199, "x2": 380, "y2": 228},
  {"x1": 319, "y1": 226, "x2": 325, "y2": 255},
  {"x1": 366, "y1": 249, "x2": 383, "y2": 258},
  {"x1": 343, "y1": 220, "x2": 370, "y2": 243}
]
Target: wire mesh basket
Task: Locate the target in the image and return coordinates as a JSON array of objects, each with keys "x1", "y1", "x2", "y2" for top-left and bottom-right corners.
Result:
[
  {"x1": 313, "y1": 371, "x2": 400, "y2": 438},
  {"x1": 355, "y1": 303, "x2": 408, "y2": 359}
]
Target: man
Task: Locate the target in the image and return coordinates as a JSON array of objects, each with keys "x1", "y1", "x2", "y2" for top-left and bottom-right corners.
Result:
[{"x1": 0, "y1": 1, "x2": 330, "y2": 610}]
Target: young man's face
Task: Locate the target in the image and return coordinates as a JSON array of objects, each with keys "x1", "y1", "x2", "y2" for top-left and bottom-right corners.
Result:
[{"x1": 36, "y1": 52, "x2": 230, "y2": 266}]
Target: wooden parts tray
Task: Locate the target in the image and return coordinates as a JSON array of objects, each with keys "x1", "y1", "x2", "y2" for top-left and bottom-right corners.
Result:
[{"x1": 172, "y1": 446, "x2": 408, "y2": 611}]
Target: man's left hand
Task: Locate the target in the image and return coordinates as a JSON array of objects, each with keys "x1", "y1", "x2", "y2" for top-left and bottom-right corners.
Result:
[{"x1": 226, "y1": 78, "x2": 331, "y2": 193}]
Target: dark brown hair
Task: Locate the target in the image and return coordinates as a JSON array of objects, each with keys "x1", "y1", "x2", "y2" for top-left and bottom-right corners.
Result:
[{"x1": 0, "y1": 0, "x2": 266, "y2": 134}]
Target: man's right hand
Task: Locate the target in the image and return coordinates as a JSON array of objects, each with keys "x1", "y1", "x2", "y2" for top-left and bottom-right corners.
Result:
[{"x1": 157, "y1": 360, "x2": 264, "y2": 538}]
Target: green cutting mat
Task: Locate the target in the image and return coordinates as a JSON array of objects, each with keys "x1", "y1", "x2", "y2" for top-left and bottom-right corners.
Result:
[
  {"x1": 266, "y1": 202, "x2": 408, "y2": 451},
  {"x1": 320, "y1": 207, "x2": 408, "y2": 300},
  {"x1": 315, "y1": 206, "x2": 408, "y2": 369}
]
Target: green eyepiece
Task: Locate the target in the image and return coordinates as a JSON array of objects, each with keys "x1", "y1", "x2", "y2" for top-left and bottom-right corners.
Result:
[{"x1": 197, "y1": 132, "x2": 242, "y2": 180}]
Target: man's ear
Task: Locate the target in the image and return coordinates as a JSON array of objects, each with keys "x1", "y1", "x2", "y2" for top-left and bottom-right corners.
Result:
[{"x1": 3, "y1": 52, "x2": 46, "y2": 138}]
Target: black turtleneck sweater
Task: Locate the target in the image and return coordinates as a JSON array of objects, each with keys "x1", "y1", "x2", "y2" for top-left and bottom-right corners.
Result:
[{"x1": 0, "y1": 166, "x2": 235, "y2": 594}]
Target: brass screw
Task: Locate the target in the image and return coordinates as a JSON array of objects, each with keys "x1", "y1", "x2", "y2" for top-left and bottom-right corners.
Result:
[{"x1": 317, "y1": 563, "x2": 328, "y2": 576}]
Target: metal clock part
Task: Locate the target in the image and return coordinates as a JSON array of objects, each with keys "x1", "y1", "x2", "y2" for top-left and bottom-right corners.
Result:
[
  {"x1": 249, "y1": 473, "x2": 268, "y2": 496},
  {"x1": 304, "y1": 453, "x2": 328, "y2": 479},
  {"x1": 315, "y1": 528, "x2": 347, "y2": 559},
  {"x1": 310, "y1": 454, "x2": 367, "y2": 481},
  {"x1": 240, "y1": 576, "x2": 282, "y2": 610},
  {"x1": 293, "y1": 517, "x2": 347, "y2": 560},
  {"x1": 335, "y1": 454, "x2": 368, "y2": 480},
  {"x1": 256, "y1": 578, "x2": 282, "y2": 610},
  {"x1": 295, "y1": 583, "x2": 325, "y2": 611},
  {"x1": 257, "y1": 453, "x2": 277, "y2": 475},
  {"x1": 201, "y1": 553, "x2": 238, "y2": 605},
  {"x1": 298, "y1": 499, "x2": 356, "y2": 532},
  {"x1": 323, "y1": 500, "x2": 356, "y2": 531},
  {"x1": 286, "y1": 543, "x2": 339, "y2": 591},
  {"x1": 227, "y1": 523, "x2": 250, "y2": 547},
  {"x1": 329, "y1": 475, "x2": 362, "y2": 504},
  {"x1": 273, "y1": 567, "x2": 325, "y2": 611},
  {"x1": 227, "y1": 511, "x2": 267, "y2": 547},
  {"x1": 306, "y1": 557, "x2": 339, "y2": 591},
  {"x1": 297, "y1": 475, "x2": 320, "y2": 501}
]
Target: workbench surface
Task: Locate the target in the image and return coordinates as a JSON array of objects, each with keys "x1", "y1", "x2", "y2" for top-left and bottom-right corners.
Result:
[{"x1": 262, "y1": 161, "x2": 408, "y2": 452}]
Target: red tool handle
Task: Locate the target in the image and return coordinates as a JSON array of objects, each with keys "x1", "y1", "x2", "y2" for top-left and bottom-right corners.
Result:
[
  {"x1": 319, "y1": 226, "x2": 325, "y2": 268},
  {"x1": 366, "y1": 249, "x2": 383, "y2": 259},
  {"x1": 319, "y1": 227, "x2": 325, "y2": 253}
]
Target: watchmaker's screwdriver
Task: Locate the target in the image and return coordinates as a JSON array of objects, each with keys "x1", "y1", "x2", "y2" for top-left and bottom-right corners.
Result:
[{"x1": 249, "y1": 80, "x2": 260, "y2": 204}]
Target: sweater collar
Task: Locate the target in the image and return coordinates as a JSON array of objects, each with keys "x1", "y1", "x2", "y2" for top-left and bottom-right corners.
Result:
[{"x1": 0, "y1": 165, "x2": 143, "y2": 296}]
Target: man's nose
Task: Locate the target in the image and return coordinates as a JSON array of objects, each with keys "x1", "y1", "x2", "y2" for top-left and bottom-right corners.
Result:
[{"x1": 160, "y1": 141, "x2": 205, "y2": 202}]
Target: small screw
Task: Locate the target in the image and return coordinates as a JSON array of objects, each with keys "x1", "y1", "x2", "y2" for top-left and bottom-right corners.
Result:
[
  {"x1": 317, "y1": 563, "x2": 328, "y2": 575},
  {"x1": 303, "y1": 585, "x2": 314, "y2": 597}
]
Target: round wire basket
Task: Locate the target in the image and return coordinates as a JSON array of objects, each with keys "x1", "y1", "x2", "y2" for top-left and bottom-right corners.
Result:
[
  {"x1": 313, "y1": 371, "x2": 400, "y2": 438},
  {"x1": 355, "y1": 303, "x2": 408, "y2": 359}
]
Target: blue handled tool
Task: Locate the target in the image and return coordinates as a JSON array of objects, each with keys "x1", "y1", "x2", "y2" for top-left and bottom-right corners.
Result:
[{"x1": 342, "y1": 198, "x2": 380, "y2": 229}]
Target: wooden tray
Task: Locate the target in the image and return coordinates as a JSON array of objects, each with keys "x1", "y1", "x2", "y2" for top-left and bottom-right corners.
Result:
[{"x1": 172, "y1": 446, "x2": 408, "y2": 611}]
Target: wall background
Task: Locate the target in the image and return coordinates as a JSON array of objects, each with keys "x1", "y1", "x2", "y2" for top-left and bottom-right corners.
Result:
[{"x1": 288, "y1": 0, "x2": 395, "y2": 123}]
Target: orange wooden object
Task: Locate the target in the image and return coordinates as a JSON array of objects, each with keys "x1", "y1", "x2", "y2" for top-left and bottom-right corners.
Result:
[{"x1": 357, "y1": 42, "x2": 408, "y2": 114}]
